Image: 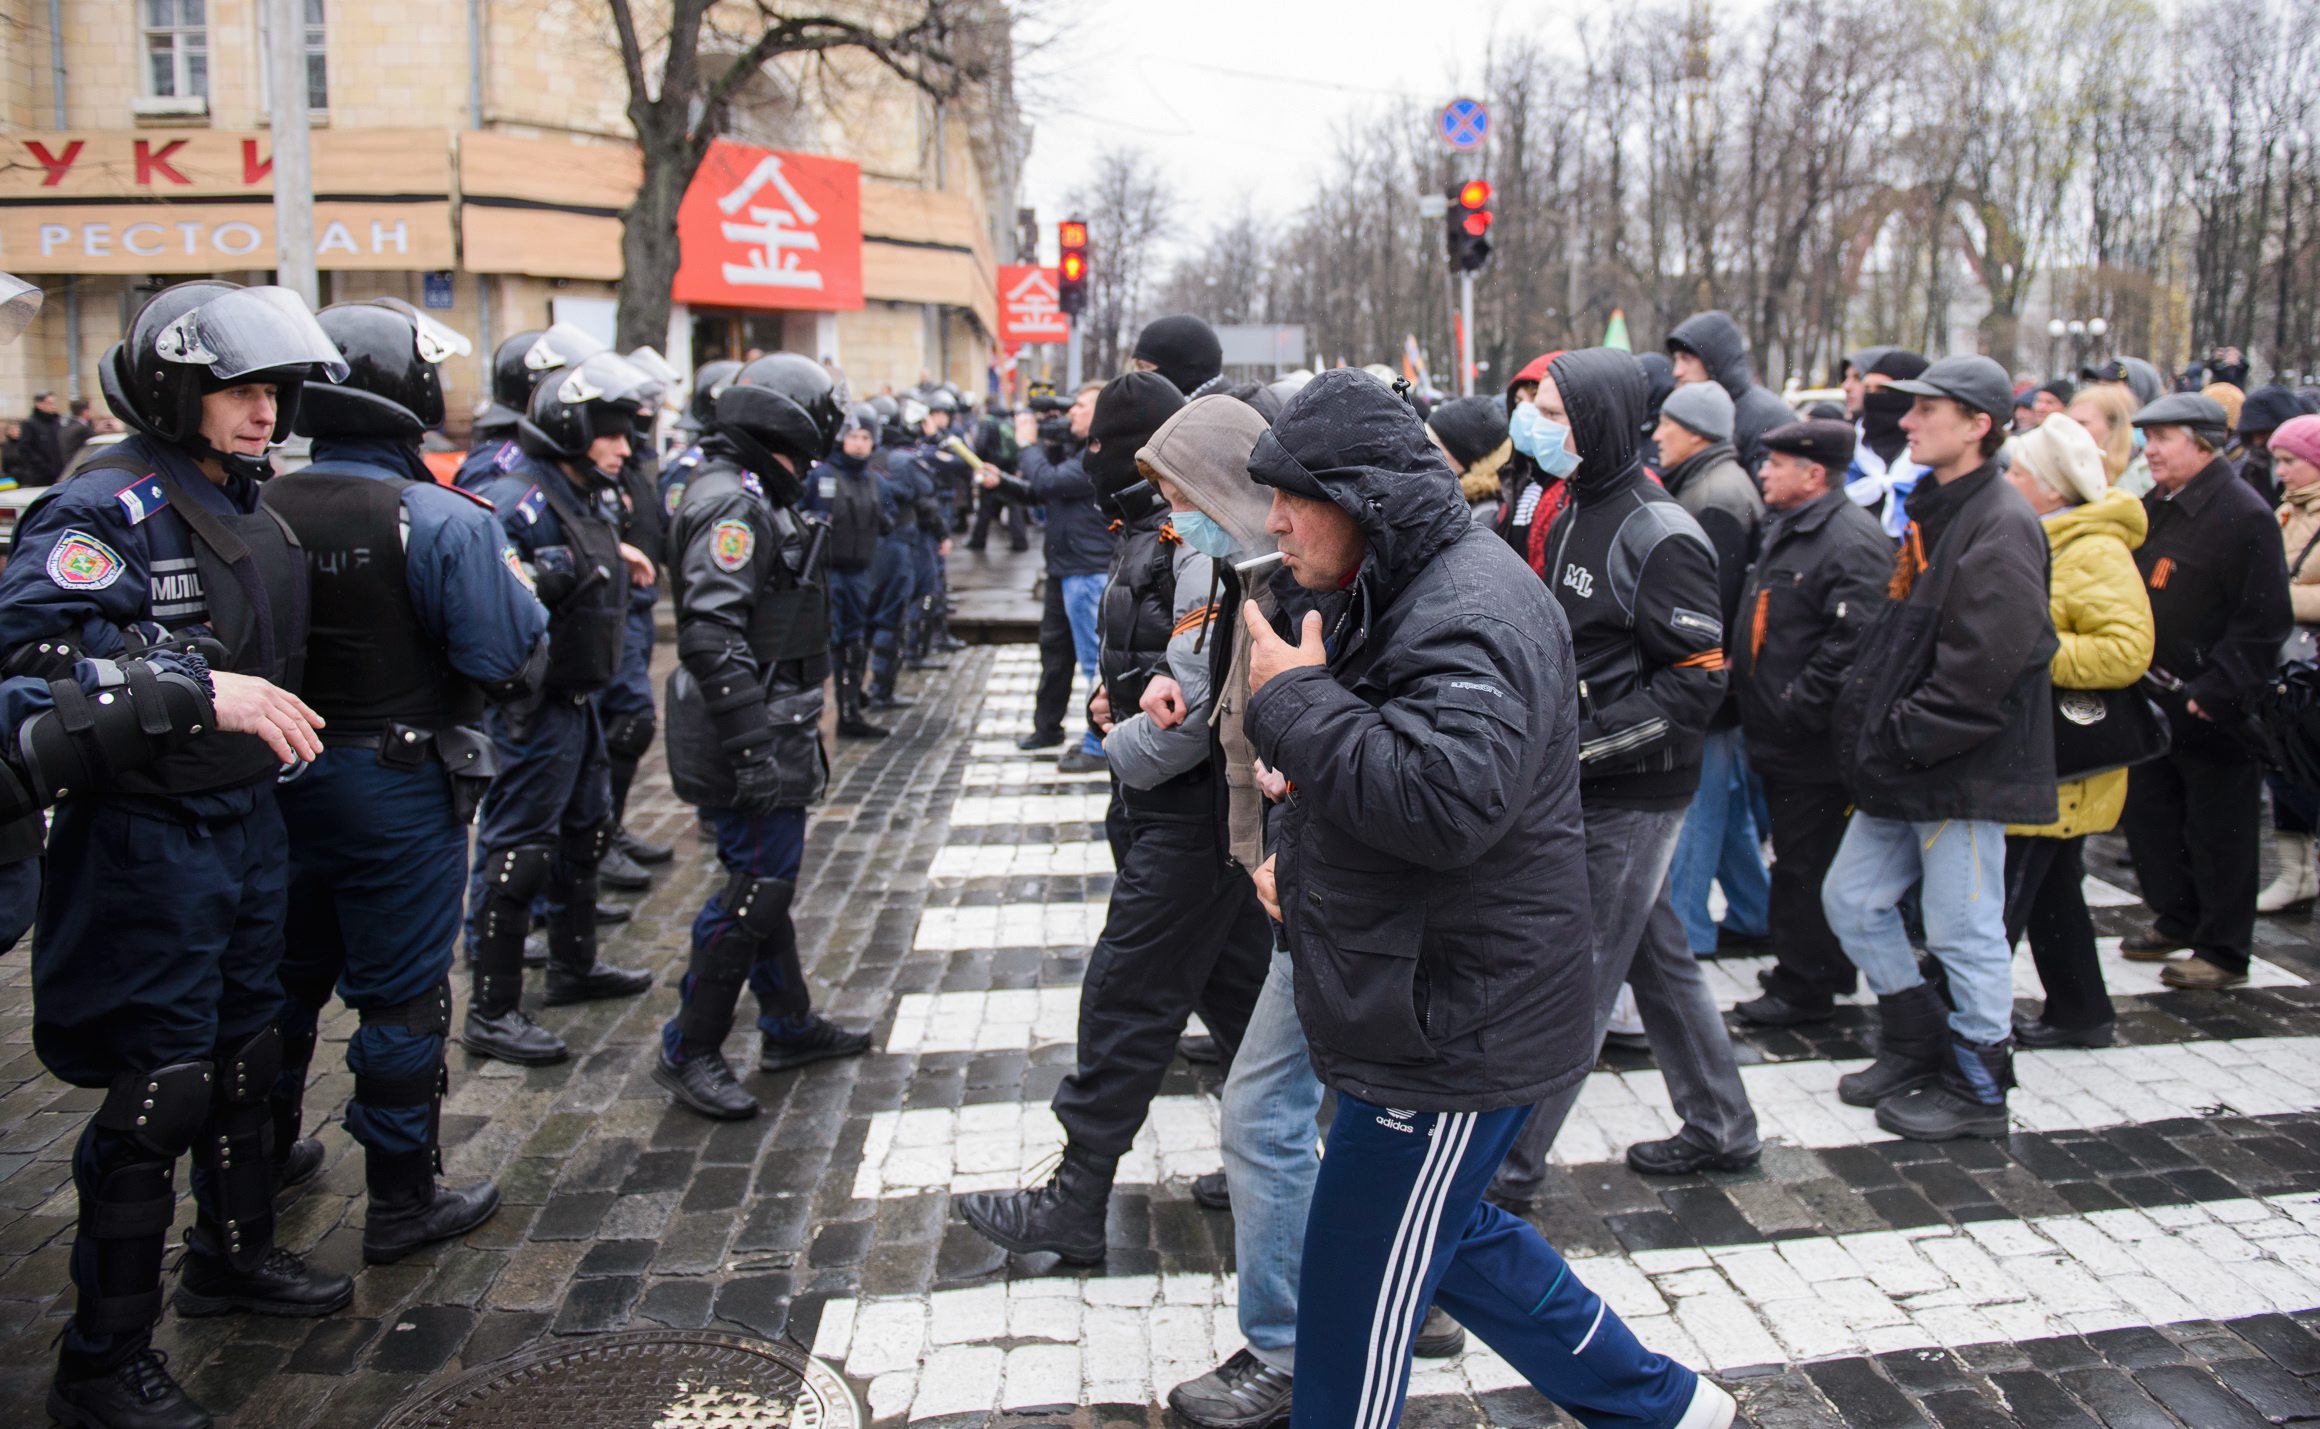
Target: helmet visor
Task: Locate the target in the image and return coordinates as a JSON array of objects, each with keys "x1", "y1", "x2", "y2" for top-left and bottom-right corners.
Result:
[
  {"x1": 152, "y1": 285, "x2": 350, "y2": 384},
  {"x1": 552, "y1": 351, "x2": 656, "y2": 412},
  {"x1": 625, "y1": 346, "x2": 682, "y2": 387},
  {"x1": 368, "y1": 297, "x2": 474, "y2": 365},
  {"x1": 526, "y1": 321, "x2": 607, "y2": 374},
  {"x1": 0, "y1": 273, "x2": 41, "y2": 346}
]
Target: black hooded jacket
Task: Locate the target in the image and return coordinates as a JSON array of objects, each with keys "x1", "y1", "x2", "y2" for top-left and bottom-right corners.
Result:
[
  {"x1": 1541, "y1": 349, "x2": 1727, "y2": 809},
  {"x1": 1668, "y1": 310, "x2": 1793, "y2": 475},
  {"x1": 1242, "y1": 370, "x2": 1595, "y2": 1113}
]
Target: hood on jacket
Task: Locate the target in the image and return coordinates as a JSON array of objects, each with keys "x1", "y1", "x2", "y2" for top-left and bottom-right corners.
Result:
[
  {"x1": 1667, "y1": 310, "x2": 1755, "y2": 399},
  {"x1": 1506, "y1": 352, "x2": 1557, "y2": 412},
  {"x1": 1250, "y1": 368, "x2": 1468, "y2": 600},
  {"x1": 1545, "y1": 348, "x2": 1649, "y2": 497},
  {"x1": 1636, "y1": 352, "x2": 1676, "y2": 430},
  {"x1": 2045, "y1": 484, "x2": 2148, "y2": 552},
  {"x1": 1138, "y1": 394, "x2": 1277, "y2": 560}
]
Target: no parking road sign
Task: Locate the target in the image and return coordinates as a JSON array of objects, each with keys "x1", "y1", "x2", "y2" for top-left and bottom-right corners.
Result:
[{"x1": 1439, "y1": 98, "x2": 1489, "y2": 151}]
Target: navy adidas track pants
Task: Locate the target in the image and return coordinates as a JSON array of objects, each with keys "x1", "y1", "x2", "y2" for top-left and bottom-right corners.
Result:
[{"x1": 1295, "y1": 1097, "x2": 1700, "y2": 1429}]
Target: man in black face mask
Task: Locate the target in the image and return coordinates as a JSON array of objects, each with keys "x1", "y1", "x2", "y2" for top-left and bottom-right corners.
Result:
[{"x1": 1844, "y1": 348, "x2": 1930, "y2": 537}]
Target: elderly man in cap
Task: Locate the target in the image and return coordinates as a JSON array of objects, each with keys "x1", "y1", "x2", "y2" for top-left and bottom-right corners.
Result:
[
  {"x1": 1729, "y1": 420, "x2": 1894, "y2": 1027},
  {"x1": 1821, "y1": 356, "x2": 2060, "y2": 1141},
  {"x1": 2118, "y1": 391, "x2": 2292, "y2": 990}
]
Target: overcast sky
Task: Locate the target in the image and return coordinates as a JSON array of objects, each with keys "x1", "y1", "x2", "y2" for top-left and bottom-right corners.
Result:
[{"x1": 1013, "y1": 0, "x2": 1580, "y2": 266}]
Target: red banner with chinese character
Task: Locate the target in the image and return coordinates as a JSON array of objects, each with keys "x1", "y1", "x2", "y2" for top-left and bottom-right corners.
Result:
[
  {"x1": 672, "y1": 141, "x2": 863, "y2": 311},
  {"x1": 998, "y1": 264, "x2": 1069, "y2": 344}
]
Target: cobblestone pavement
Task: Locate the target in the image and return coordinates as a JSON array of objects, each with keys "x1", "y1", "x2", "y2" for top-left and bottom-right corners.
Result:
[{"x1": 6, "y1": 643, "x2": 2320, "y2": 1426}]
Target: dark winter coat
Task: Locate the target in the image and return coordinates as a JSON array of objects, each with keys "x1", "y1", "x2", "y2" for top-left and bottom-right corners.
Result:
[
  {"x1": 1667, "y1": 310, "x2": 1792, "y2": 475},
  {"x1": 1540, "y1": 349, "x2": 1727, "y2": 809},
  {"x1": 1732, "y1": 488, "x2": 1892, "y2": 784},
  {"x1": 1243, "y1": 370, "x2": 1595, "y2": 1114},
  {"x1": 2138, "y1": 454, "x2": 2293, "y2": 759},
  {"x1": 14, "y1": 409, "x2": 62, "y2": 488},
  {"x1": 1832, "y1": 463, "x2": 2058, "y2": 823},
  {"x1": 993, "y1": 441, "x2": 1115, "y2": 579},
  {"x1": 1661, "y1": 440, "x2": 1764, "y2": 732}
]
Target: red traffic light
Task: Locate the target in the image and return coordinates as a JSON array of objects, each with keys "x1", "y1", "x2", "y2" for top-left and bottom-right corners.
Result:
[
  {"x1": 1463, "y1": 211, "x2": 1492, "y2": 237},
  {"x1": 1458, "y1": 180, "x2": 1491, "y2": 210},
  {"x1": 1059, "y1": 221, "x2": 1089, "y2": 250},
  {"x1": 1060, "y1": 252, "x2": 1086, "y2": 281}
]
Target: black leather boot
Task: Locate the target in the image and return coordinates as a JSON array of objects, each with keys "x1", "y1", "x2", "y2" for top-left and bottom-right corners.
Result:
[
  {"x1": 270, "y1": 1088, "x2": 323, "y2": 1193},
  {"x1": 48, "y1": 1348, "x2": 212, "y2": 1429},
  {"x1": 1877, "y1": 1036, "x2": 2015, "y2": 1141},
  {"x1": 462, "y1": 969, "x2": 568, "y2": 1064},
  {"x1": 836, "y1": 644, "x2": 889, "y2": 739},
  {"x1": 955, "y1": 1143, "x2": 1116, "y2": 1263},
  {"x1": 542, "y1": 869, "x2": 652, "y2": 1006},
  {"x1": 1836, "y1": 982, "x2": 1950, "y2": 1107},
  {"x1": 362, "y1": 1148, "x2": 499, "y2": 1264},
  {"x1": 172, "y1": 1242, "x2": 352, "y2": 1318},
  {"x1": 653, "y1": 1048, "x2": 761, "y2": 1120}
]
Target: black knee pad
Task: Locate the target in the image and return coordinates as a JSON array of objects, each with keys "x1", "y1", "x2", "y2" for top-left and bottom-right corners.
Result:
[
  {"x1": 94, "y1": 1061, "x2": 214, "y2": 1159},
  {"x1": 477, "y1": 842, "x2": 554, "y2": 938},
  {"x1": 561, "y1": 820, "x2": 617, "y2": 872},
  {"x1": 724, "y1": 873, "x2": 795, "y2": 939},
  {"x1": 216, "y1": 1026, "x2": 281, "y2": 1107},
  {"x1": 359, "y1": 980, "x2": 454, "y2": 1041},
  {"x1": 604, "y1": 711, "x2": 656, "y2": 761}
]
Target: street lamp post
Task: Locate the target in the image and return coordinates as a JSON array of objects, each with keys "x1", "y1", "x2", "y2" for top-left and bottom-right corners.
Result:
[{"x1": 2048, "y1": 316, "x2": 2110, "y2": 377}]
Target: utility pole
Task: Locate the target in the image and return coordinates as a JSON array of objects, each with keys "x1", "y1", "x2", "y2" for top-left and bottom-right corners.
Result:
[
  {"x1": 1065, "y1": 320, "x2": 1083, "y2": 391},
  {"x1": 267, "y1": 0, "x2": 317, "y2": 306},
  {"x1": 1460, "y1": 272, "x2": 1476, "y2": 398}
]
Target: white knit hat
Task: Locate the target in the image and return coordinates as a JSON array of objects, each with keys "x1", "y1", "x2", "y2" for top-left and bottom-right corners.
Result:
[{"x1": 2013, "y1": 413, "x2": 2109, "y2": 506}]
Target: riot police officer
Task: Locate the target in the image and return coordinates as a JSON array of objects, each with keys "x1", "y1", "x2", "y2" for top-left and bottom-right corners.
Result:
[
  {"x1": 903, "y1": 394, "x2": 967, "y2": 670},
  {"x1": 655, "y1": 354, "x2": 871, "y2": 1120},
  {"x1": 0, "y1": 280, "x2": 353, "y2": 1428},
  {"x1": 260, "y1": 298, "x2": 550, "y2": 1269},
  {"x1": 806, "y1": 403, "x2": 901, "y2": 739},
  {"x1": 454, "y1": 323, "x2": 605, "y2": 497},
  {"x1": 462, "y1": 351, "x2": 659, "y2": 1066}
]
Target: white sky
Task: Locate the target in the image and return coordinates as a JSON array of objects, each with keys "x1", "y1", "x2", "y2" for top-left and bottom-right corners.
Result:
[{"x1": 1013, "y1": 0, "x2": 1580, "y2": 266}]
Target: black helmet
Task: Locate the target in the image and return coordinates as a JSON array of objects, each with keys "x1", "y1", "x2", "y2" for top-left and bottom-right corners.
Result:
[
  {"x1": 488, "y1": 328, "x2": 546, "y2": 412},
  {"x1": 841, "y1": 401, "x2": 879, "y2": 437},
  {"x1": 926, "y1": 388, "x2": 960, "y2": 415},
  {"x1": 683, "y1": 359, "x2": 745, "y2": 433},
  {"x1": 298, "y1": 298, "x2": 472, "y2": 439},
  {"x1": 869, "y1": 393, "x2": 900, "y2": 423},
  {"x1": 100, "y1": 280, "x2": 348, "y2": 453},
  {"x1": 725, "y1": 353, "x2": 844, "y2": 457},
  {"x1": 519, "y1": 351, "x2": 655, "y2": 475}
]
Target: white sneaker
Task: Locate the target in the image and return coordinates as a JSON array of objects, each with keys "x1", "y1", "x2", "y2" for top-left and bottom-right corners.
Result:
[
  {"x1": 1607, "y1": 985, "x2": 1645, "y2": 1038},
  {"x1": 1672, "y1": 1375, "x2": 1737, "y2": 1429},
  {"x1": 2256, "y1": 833, "x2": 2317, "y2": 912}
]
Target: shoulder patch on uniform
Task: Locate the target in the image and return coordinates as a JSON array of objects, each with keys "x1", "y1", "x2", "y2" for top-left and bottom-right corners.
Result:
[
  {"x1": 46, "y1": 530, "x2": 125, "y2": 590},
  {"x1": 493, "y1": 440, "x2": 522, "y2": 472},
  {"x1": 113, "y1": 476, "x2": 168, "y2": 526},
  {"x1": 502, "y1": 544, "x2": 534, "y2": 590},
  {"x1": 741, "y1": 471, "x2": 766, "y2": 501},
  {"x1": 515, "y1": 487, "x2": 546, "y2": 524},
  {"x1": 710, "y1": 518, "x2": 756, "y2": 571},
  {"x1": 663, "y1": 481, "x2": 688, "y2": 516}
]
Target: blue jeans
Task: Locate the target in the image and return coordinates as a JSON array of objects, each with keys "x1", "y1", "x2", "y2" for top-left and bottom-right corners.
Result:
[
  {"x1": 1668, "y1": 727, "x2": 1770, "y2": 950},
  {"x1": 1296, "y1": 1098, "x2": 1699, "y2": 1429},
  {"x1": 1822, "y1": 813, "x2": 2013, "y2": 1044},
  {"x1": 1221, "y1": 944, "x2": 1325, "y2": 1374},
  {"x1": 1060, "y1": 571, "x2": 1105, "y2": 755}
]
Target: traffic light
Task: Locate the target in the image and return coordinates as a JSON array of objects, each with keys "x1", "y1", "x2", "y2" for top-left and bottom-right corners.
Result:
[
  {"x1": 1447, "y1": 179, "x2": 1492, "y2": 273},
  {"x1": 1058, "y1": 219, "x2": 1089, "y2": 316}
]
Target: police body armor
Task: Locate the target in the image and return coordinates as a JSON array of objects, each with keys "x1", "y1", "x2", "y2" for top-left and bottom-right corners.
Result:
[
  {"x1": 664, "y1": 459, "x2": 832, "y2": 810},
  {"x1": 1100, "y1": 511, "x2": 1210, "y2": 806},
  {"x1": 72, "y1": 451, "x2": 310, "y2": 795},
  {"x1": 261, "y1": 469, "x2": 486, "y2": 733},
  {"x1": 535, "y1": 469, "x2": 627, "y2": 694}
]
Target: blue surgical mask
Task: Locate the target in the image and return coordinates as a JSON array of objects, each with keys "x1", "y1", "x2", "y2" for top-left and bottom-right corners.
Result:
[
  {"x1": 1169, "y1": 509, "x2": 1238, "y2": 558},
  {"x1": 1508, "y1": 401, "x2": 1544, "y2": 457},
  {"x1": 1530, "y1": 416, "x2": 1581, "y2": 477}
]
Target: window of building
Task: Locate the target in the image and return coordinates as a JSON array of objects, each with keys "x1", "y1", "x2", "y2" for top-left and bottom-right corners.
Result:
[
  {"x1": 258, "y1": 0, "x2": 330, "y2": 112},
  {"x1": 143, "y1": 0, "x2": 208, "y2": 101}
]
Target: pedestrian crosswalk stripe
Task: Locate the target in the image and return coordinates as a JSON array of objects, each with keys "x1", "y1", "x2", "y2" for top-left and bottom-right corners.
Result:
[
  {"x1": 962, "y1": 761, "x2": 1111, "y2": 786},
  {"x1": 912, "y1": 901, "x2": 1110, "y2": 951},
  {"x1": 946, "y1": 794, "x2": 1112, "y2": 827},
  {"x1": 929, "y1": 842, "x2": 1115, "y2": 879},
  {"x1": 885, "y1": 989, "x2": 1208, "y2": 1053}
]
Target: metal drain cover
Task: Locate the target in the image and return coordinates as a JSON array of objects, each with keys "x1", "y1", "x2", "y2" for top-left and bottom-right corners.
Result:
[{"x1": 379, "y1": 1330, "x2": 860, "y2": 1429}]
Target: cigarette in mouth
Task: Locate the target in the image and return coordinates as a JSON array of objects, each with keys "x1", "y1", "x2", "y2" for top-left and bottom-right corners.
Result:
[{"x1": 1234, "y1": 550, "x2": 1287, "y2": 576}]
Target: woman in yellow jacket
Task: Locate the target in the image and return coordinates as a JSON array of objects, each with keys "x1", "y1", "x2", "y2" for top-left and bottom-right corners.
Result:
[{"x1": 2003, "y1": 413, "x2": 2156, "y2": 1048}]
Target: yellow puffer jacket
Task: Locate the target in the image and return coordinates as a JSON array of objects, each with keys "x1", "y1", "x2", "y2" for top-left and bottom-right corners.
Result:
[{"x1": 2011, "y1": 488, "x2": 2156, "y2": 839}]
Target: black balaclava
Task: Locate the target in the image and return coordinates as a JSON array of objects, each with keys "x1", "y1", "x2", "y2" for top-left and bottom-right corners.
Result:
[
  {"x1": 1862, "y1": 349, "x2": 1929, "y2": 465},
  {"x1": 1132, "y1": 315, "x2": 1225, "y2": 397}
]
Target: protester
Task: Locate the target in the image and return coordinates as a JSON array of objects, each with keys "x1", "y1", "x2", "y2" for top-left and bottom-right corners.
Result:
[
  {"x1": 1425, "y1": 395, "x2": 1512, "y2": 528},
  {"x1": 2239, "y1": 384, "x2": 2312, "y2": 510},
  {"x1": 1490, "y1": 349, "x2": 1759, "y2": 1202},
  {"x1": 15, "y1": 391, "x2": 63, "y2": 487},
  {"x1": 1495, "y1": 352, "x2": 1561, "y2": 565},
  {"x1": 1845, "y1": 349, "x2": 1931, "y2": 530},
  {"x1": 1841, "y1": 347, "x2": 1896, "y2": 419},
  {"x1": 1729, "y1": 420, "x2": 1892, "y2": 1026},
  {"x1": 993, "y1": 384, "x2": 1111, "y2": 762},
  {"x1": 1232, "y1": 367, "x2": 1733, "y2": 1429},
  {"x1": 1823, "y1": 355, "x2": 2058, "y2": 1141},
  {"x1": 1132, "y1": 314, "x2": 1229, "y2": 399},
  {"x1": 57, "y1": 396, "x2": 93, "y2": 471},
  {"x1": 2264, "y1": 414, "x2": 2320, "y2": 912},
  {"x1": 1652, "y1": 377, "x2": 1772, "y2": 955},
  {"x1": 2000, "y1": 414, "x2": 2152, "y2": 1047},
  {"x1": 2121, "y1": 393, "x2": 2294, "y2": 988},
  {"x1": 2067, "y1": 382, "x2": 2152, "y2": 496},
  {"x1": 1666, "y1": 309, "x2": 1791, "y2": 473}
]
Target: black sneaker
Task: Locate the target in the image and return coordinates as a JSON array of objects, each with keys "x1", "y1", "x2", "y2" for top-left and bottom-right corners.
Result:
[
  {"x1": 172, "y1": 1244, "x2": 353, "y2": 1319},
  {"x1": 461, "y1": 1006, "x2": 570, "y2": 1065},
  {"x1": 1016, "y1": 730, "x2": 1066, "y2": 751},
  {"x1": 1178, "y1": 1034, "x2": 1221, "y2": 1065},
  {"x1": 1413, "y1": 1305, "x2": 1466, "y2": 1358},
  {"x1": 48, "y1": 1348, "x2": 212, "y2": 1429},
  {"x1": 598, "y1": 846, "x2": 653, "y2": 892},
  {"x1": 593, "y1": 901, "x2": 633, "y2": 926},
  {"x1": 1168, "y1": 1349, "x2": 1292, "y2": 1429},
  {"x1": 1626, "y1": 1135, "x2": 1762, "y2": 1176},
  {"x1": 2012, "y1": 1016, "x2": 2115, "y2": 1049},
  {"x1": 1191, "y1": 1171, "x2": 1230, "y2": 1210},
  {"x1": 654, "y1": 1049, "x2": 761, "y2": 1120},
  {"x1": 1056, "y1": 747, "x2": 1107, "y2": 775},
  {"x1": 1733, "y1": 991, "x2": 1834, "y2": 1027},
  {"x1": 758, "y1": 1015, "x2": 872, "y2": 1072}
]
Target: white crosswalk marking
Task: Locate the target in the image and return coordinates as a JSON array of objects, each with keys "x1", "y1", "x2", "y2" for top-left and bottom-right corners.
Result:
[
  {"x1": 929, "y1": 842, "x2": 1116, "y2": 879},
  {"x1": 884, "y1": 989, "x2": 1209, "y2": 1054},
  {"x1": 852, "y1": 1095, "x2": 1224, "y2": 1200},
  {"x1": 815, "y1": 1190, "x2": 2320, "y2": 1415},
  {"x1": 912, "y1": 901, "x2": 1109, "y2": 951},
  {"x1": 946, "y1": 794, "x2": 1112, "y2": 827}
]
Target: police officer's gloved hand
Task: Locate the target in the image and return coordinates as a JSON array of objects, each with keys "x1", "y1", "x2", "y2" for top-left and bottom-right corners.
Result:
[
  {"x1": 532, "y1": 545, "x2": 578, "y2": 607},
  {"x1": 730, "y1": 758, "x2": 785, "y2": 815}
]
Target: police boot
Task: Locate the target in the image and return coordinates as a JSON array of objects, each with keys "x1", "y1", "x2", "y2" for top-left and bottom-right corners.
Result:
[
  {"x1": 462, "y1": 845, "x2": 569, "y2": 1065},
  {"x1": 907, "y1": 598, "x2": 950, "y2": 671},
  {"x1": 58, "y1": 1064, "x2": 215, "y2": 1425},
  {"x1": 1836, "y1": 982, "x2": 1950, "y2": 1107},
  {"x1": 618, "y1": 827, "x2": 675, "y2": 865},
  {"x1": 1876, "y1": 1036, "x2": 2015, "y2": 1141},
  {"x1": 955, "y1": 1142, "x2": 1116, "y2": 1264},
  {"x1": 172, "y1": 1031, "x2": 353, "y2": 1321},
  {"x1": 267, "y1": 1038, "x2": 324, "y2": 1194},
  {"x1": 362, "y1": 1148, "x2": 500, "y2": 1264},
  {"x1": 836, "y1": 645, "x2": 889, "y2": 740},
  {"x1": 598, "y1": 843, "x2": 654, "y2": 892},
  {"x1": 656, "y1": 912, "x2": 763, "y2": 1121},
  {"x1": 542, "y1": 828, "x2": 653, "y2": 1006}
]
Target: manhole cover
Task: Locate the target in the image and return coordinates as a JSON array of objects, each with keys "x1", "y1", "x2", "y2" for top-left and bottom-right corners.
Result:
[{"x1": 379, "y1": 1330, "x2": 860, "y2": 1429}]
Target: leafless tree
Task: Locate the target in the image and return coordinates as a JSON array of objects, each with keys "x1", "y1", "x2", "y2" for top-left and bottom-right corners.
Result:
[{"x1": 1064, "y1": 147, "x2": 1176, "y2": 377}]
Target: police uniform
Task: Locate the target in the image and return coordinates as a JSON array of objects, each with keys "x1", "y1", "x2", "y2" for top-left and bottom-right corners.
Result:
[
  {"x1": 265, "y1": 418, "x2": 548, "y2": 1259},
  {"x1": 597, "y1": 444, "x2": 666, "y2": 853},
  {"x1": 2, "y1": 334, "x2": 356, "y2": 1409},
  {"x1": 904, "y1": 430, "x2": 968, "y2": 665},
  {"x1": 805, "y1": 431, "x2": 906, "y2": 734},
  {"x1": 863, "y1": 436, "x2": 924, "y2": 703}
]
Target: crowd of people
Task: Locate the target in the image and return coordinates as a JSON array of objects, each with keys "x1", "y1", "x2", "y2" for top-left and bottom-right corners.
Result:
[{"x1": 7, "y1": 264, "x2": 2320, "y2": 1429}]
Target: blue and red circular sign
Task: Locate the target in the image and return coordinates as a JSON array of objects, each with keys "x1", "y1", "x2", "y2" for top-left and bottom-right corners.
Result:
[{"x1": 1440, "y1": 98, "x2": 1489, "y2": 150}]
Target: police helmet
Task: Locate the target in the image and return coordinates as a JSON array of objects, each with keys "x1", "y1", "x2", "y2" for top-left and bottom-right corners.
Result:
[
  {"x1": 519, "y1": 350, "x2": 656, "y2": 471},
  {"x1": 869, "y1": 393, "x2": 900, "y2": 423},
  {"x1": 100, "y1": 280, "x2": 348, "y2": 450},
  {"x1": 298, "y1": 298, "x2": 473, "y2": 439},
  {"x1": 841, "y1": 402, "x2": 880, "y2": 438},
  {"x1": 0, "y1": 273, "x2": 40, "y2": 347},
  {"x1": 682, "y1": 359, "x2": 745, "y2": 433},
  {"x1": 900, "y1": 396, "x2": 930, "y2": 429},
  {"x1": 488, "y1": 328, "x2": 546, "y2": 412},
  {"x1": 625, "y1": 345, "x2": 682, "y2": 410},
  {"x1": 926, "y1": 388, "x2": 960, "y2": 415},
  {"x1": 713, "y1": 353, "x2": 844, "y2": 500}
]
